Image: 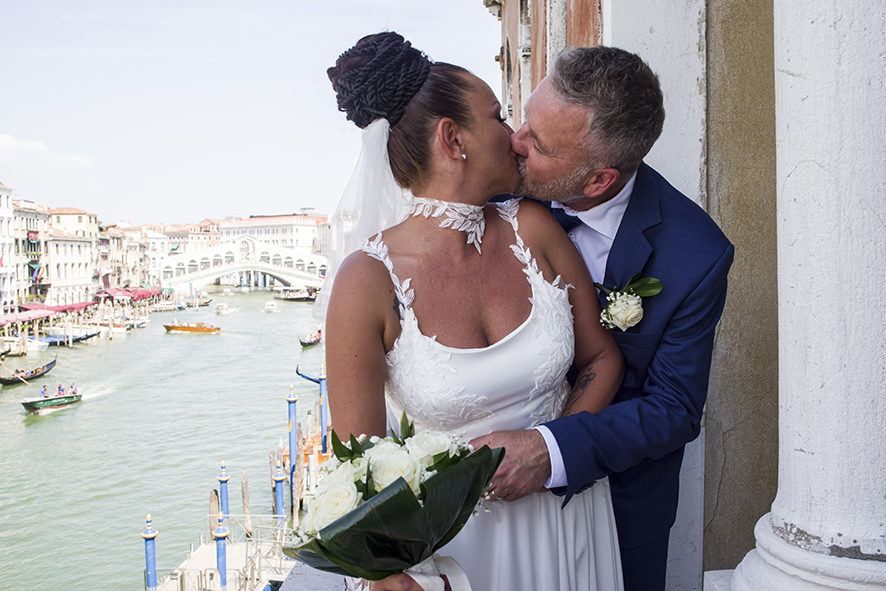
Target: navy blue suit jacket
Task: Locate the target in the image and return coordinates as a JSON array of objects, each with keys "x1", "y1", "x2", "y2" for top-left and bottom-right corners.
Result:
[{"x1": 545, "y1": 163, "x2": 734, "y2": 549}]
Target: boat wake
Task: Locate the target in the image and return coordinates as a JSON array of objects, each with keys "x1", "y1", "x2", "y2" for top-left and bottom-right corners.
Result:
[{"x1": 81, "y1": 388, "x2": 112, "y2": 401}]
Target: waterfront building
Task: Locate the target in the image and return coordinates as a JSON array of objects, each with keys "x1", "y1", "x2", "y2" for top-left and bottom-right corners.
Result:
[
  {"x1": 46, "y1": 228, "x2": 93, "y2": 306},
  {"x1": 140, "y1": 226, "x2": 169, "y2": 285},
  {"x1": 164, "y1": 219, "x2": 220, "y2": 255},
  {"x1": 218, "y1": 209, "x2": 326, "y2": 253},
  {"x1": 49, "y1": 206, "x2": 100, "y2": 239},
  {"x1": 96, "y1": 224, "x2": 125, "y2": 290},
  {"x1": 116, "y1": 226, "x2": 147, "y2": 287},
  {"x1": 0, "y1": 182, "x2": 16, "y2": 313},
  {"x1": 314, "y1": 220, "x2": 330, "y2": 257},
  {"x1": 12, "y1": 199, "x2": 50, "y2": 304}
]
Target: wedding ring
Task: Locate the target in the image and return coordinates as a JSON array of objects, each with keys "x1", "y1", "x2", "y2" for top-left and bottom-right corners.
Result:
[{"x1": 491, "y1": 490, "x2": 504, "y2": 500}]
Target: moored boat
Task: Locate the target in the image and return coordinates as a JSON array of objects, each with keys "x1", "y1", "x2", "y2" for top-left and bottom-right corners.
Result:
[
  {"x1": 150, "y1": 301, "x2": 186, "y2": 313},
  {"x1": 0, "y1": 357, "x2": 57, "y2": 385},
  {"x1": 31, "y1": 331, "x2": 102, "y2": 346},
  {"x1": 163, "y1": 321, "x2": 221, "y2": 334},
  {"x1": 273, "y1": 287, "x2": 317, "y2": 302},
  {"x1": 21, "y1": 390, "x2": 82, "y2": 412}
]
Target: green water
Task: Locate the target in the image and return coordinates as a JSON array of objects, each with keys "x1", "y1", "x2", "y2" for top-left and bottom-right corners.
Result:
[{"x1": 0, "y1": 292, "x2": 326, "y2": 590}]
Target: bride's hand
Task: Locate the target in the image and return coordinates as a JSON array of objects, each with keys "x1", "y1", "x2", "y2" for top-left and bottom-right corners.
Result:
[
  {"x1": 368, "y1": 574, "x2": 452, "y2": 591},
  {"x1": 470, "y1": 429, "x2": 551, "y2": 502}
]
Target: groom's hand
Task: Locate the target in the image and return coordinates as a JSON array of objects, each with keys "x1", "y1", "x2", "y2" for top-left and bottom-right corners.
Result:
[{"x1": 470, "y1": 430, "x2": 551, "y2": 502}]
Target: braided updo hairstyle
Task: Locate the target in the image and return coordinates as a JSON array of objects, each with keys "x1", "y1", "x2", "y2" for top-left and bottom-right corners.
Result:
[{"x1": 328, "y1": 32, "x2": 475, "y2": 193}]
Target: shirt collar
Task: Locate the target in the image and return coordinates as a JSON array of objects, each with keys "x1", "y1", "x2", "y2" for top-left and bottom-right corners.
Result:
[{"x1": 553, "y1": 171, "x2": 637, "y2": 240}]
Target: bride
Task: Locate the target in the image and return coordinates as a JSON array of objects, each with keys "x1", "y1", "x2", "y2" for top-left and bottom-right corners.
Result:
[{"x1": 321, "y1": 32, "x2": 625, "y2": 591}]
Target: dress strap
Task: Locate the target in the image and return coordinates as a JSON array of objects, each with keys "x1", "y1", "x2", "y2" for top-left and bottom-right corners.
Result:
[
  {"x1": 359, "y1": 233, "x2": 415, "y2": 310},
  {"x1": 496, "y1": 198, "x2": 535, "y2": 270}
]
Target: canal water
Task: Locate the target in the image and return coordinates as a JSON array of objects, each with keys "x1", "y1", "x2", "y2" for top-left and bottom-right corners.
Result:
[{"x1": 0, "y1": 292, "x2": 327, "y2": 591}]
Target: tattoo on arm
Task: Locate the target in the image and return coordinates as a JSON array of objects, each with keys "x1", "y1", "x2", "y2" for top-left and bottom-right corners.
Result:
[
  {"x1": 392, "y1": 295, "x2": 402, "y2": 321},
  {"x1": 564, "y1": 368, "x2": 596, "y2": 415},
  {"x1": 577, "y1": 369, "x2": 597, "y2": 390}
]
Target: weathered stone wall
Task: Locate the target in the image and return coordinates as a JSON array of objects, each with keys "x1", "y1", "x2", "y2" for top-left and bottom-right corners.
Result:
[{"x1": 704, "y1": 0, "x2": 778, "y2": 572}]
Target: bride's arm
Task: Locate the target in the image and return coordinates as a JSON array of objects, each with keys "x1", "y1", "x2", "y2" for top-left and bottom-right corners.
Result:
[
  {"x1": 325, "y1": 251, "x2": 398, "y2": 439},
  {"x1": 518, "y1": 201, "x2": 624, "y2": 415}
]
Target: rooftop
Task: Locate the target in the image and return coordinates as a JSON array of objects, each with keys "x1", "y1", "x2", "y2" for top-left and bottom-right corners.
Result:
[{"x1": 50, "y1": 207, "x2": 95, "y2": 216}]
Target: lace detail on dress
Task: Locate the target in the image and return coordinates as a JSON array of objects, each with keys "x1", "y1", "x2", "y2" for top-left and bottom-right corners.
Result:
[
  {"x1": 497, "y1": 199, "x2": 575, "y2": 424},
  {"x1": 361, "y1": 233, "x2": 414, "y2": 309},
  {"x1": 359, "y1": 233, "x2": 493, "y2": 434},
  {"x1": 411, "y1": 197, "x2": 485, "y2": 253}
]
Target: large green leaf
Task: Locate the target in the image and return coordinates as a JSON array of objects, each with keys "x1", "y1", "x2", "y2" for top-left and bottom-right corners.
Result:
[{"x1": 427, "y1": 446, "x2": 504, "y2": 549}]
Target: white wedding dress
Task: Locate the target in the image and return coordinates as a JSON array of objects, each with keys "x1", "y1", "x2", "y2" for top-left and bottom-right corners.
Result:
[{"x1": 360, "y1": 199, "x2": 624, "y2": 591}]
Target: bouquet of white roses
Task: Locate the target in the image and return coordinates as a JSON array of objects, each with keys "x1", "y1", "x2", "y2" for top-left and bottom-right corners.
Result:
[{"x1": 283, "y1": 413, "x2": 504, "y2": 582}]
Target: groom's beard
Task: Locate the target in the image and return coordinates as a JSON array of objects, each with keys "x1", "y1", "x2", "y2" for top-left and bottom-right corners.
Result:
[{"x1": 514, "y1": 156, "x2": 594, "y2": 206}]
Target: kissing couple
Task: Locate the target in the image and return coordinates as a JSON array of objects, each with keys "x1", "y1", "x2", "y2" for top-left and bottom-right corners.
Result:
[{"x1": 318, "y1": 31, "x2": 733, "y2": 591}]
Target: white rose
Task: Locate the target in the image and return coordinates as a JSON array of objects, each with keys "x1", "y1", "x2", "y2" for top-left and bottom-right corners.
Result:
[
  {"x1": 405, "y1": 431, "x2": 453, "y2": 467},
  {"x1": 369, "y1": 448, "x2": 423, "y2": 495},
  {"x1": 606, "y1": 292, "x2": 644, "y2": 331},
  {"x1": 317, "y1": 459, "x2": 362, "y2": 491},
  {"x1": 364, "y1": 439, "x2": 401, "y2": 459},
  {"x1": 313, "y1": 481, "x2": 362, "y2": 531}
]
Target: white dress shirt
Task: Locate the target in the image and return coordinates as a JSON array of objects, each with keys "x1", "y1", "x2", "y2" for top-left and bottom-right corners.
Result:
[{"x1": 534, "y1": 171, "x2": 637, "y2": 488}]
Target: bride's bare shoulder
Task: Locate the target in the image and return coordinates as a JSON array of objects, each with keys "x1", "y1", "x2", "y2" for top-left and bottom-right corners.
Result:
[
  {"x1": 334, "y1": 245, "x2": 393, "y2": 298},
  {"x1": 499, "y1": 198, "x2": 565, "y2": 241}
]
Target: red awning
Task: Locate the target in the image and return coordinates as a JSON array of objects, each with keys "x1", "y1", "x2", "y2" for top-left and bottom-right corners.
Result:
[
  {"x1": 0, "y1": 309, "x2": 56, "y2": 326},
  {"x1": 21, "y1": 302, "x2": 97, "y2": 313}
]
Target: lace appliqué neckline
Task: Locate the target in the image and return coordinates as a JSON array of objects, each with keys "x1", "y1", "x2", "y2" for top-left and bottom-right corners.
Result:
[{"x1": 410, "y1": 197, "x2": 485, "y2": 253}]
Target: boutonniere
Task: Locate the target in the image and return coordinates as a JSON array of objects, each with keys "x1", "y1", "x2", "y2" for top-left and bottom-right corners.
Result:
[{"x1": 594, "y1": 272, "x2": 663, "y2": 331}]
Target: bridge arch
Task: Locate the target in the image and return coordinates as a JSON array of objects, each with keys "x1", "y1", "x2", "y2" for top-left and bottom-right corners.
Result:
[{"x1": 159, "y1": 236, "x2": 326, "y2": 295}]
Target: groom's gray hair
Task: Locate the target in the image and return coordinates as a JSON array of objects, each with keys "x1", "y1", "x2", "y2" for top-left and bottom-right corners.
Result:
[{"x1": 549, "y1": 46, "x2": 665, "y2": 175}]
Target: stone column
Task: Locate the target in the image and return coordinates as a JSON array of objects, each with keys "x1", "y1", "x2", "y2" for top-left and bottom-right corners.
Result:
[{"x1": 731, "y1": 2, "x2": 886, "y2": 589}]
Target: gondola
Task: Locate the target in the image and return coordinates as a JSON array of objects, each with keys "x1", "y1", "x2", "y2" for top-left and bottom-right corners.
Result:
[
  {"x1": 299, "y1": 331, "x2": 323, "y2": 348},
  {"x1": 0, "y1": 357, "x2": 57, "y2": 386}
]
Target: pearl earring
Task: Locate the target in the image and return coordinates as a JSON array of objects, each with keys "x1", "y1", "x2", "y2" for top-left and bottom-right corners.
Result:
[{"x1": 461, "y1": 153, "x2": 467, "y2": 160}]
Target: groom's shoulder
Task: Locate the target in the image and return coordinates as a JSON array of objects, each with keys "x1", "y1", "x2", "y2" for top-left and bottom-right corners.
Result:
[{"x1": 636, "y1": 164, "x2": 730, "y2": 251}]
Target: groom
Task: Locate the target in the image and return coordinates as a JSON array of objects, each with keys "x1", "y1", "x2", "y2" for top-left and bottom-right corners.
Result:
[{"x1": 473, "y1": 47, "x2": 733, "y2": 591}]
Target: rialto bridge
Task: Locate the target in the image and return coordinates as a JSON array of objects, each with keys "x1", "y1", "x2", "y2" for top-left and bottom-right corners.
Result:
[{"x1": 159, "y1": 237, "x2": 326, "y2": 295}]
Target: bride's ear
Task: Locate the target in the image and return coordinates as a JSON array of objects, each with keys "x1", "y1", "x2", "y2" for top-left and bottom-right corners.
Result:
[{"x1": 435, "y1": 117, "x2": 466, "y2": 161}]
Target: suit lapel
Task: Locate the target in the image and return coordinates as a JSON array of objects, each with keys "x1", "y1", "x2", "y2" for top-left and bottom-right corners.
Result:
[{"x1": 602, "y1": 163, "x2": 662, "y2": 290}]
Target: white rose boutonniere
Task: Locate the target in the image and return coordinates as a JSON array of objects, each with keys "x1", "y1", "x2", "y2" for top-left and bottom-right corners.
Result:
[{"x1": 595, "y1": 272, "x2": 663, "y2": 331}]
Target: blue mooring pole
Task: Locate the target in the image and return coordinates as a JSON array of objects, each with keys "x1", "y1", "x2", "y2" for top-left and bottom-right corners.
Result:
[
  {"x1": 217, "y1": 460, "x2": 230, "y2": 521},
  {"x1": 287, "y1": 385, "x2": 297, "y2": 517},
  {"x1": 213, "y1": 514, "x2": 228, "y2": 590},
  {"x1": 319, "y1": 367, "x2": 328, "y2": 454},
  {"x1": 295, "y1": 365, "x2": 329, "y2": 454},
  {"x1": 273, "y1": 460, "x2": 285, "y2": 522},
  {"x1": 141, "y1": 514, "x2": 158, "y2": 591}
]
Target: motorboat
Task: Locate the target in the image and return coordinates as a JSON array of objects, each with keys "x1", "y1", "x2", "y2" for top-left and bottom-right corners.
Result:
[
  {"x1": 163, "y1": 320, "x2": 221, "y2": 334},
  {"x1": 21, "y1": 388, "x2": 82, "y2": 412},
  {"x1": 264, "y1": 301, "x2": 279, "y2": 313}
]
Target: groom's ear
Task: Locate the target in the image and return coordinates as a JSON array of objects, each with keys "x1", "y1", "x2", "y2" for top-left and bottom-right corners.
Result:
[
  {"x1": 436, "y1": 118, "x2": 466, "y2": 161},
  {"x1": 582, "y1": 168, "x2": 622, "y2": 199}
]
